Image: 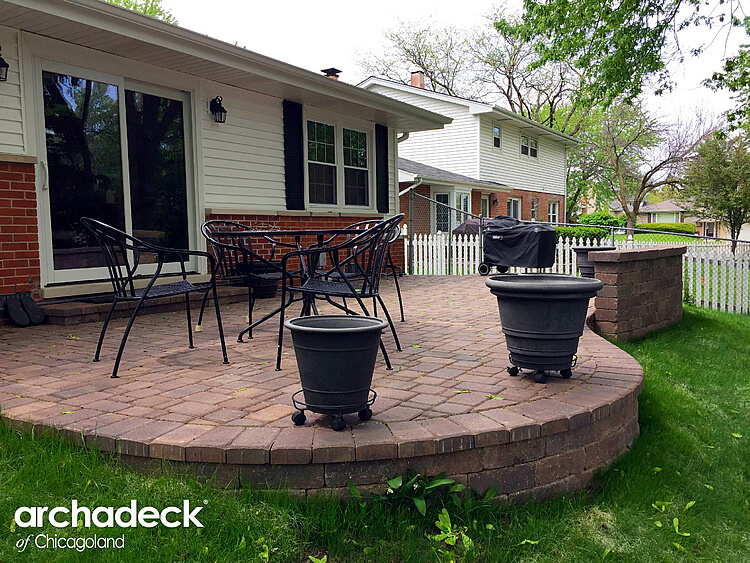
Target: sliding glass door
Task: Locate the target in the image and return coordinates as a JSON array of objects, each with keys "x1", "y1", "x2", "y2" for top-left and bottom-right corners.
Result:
[{"x1": 40, "y1": 65, "x2": 192, "y2": 283}]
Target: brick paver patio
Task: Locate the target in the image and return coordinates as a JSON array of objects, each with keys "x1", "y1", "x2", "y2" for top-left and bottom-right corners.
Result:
[{"x1": 0, "y1": 276, "x2": 643, "y2": 499}]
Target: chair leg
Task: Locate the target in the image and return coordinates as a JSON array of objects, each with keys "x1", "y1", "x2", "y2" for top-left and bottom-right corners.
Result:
[
  {"x1": 195, "y1": 291, "x2": 210, "y2": 332},
  {"x1": 376, "y1": 294, "x2": 402, "y2": 351},
  {"x1": 110, "y1": 297, "x2": 147, "y2": 379},
  {"x1": 185, "y1": 293, "x2": 194, "y2": 349},
  {"x1": 392, "y1": 270, "x2": 405, "y2": 322},
  {"x1": 94, "y1": 300, "x2": 117, "y2": 362},
  {"x1": 212, "y1": 287, "x2": 229, "y2": 365},
  {"x1": 372, "y1": 296, "x2": 378, "y2": 317},
  {"x1": 379, "y1": 337, "x2": 393, "y2": 370},
  {"x1": 276, "y1": 284, "x2": 287, "y2": 371}
]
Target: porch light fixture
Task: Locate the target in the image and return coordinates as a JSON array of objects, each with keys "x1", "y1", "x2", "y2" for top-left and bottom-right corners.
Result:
[
  {"x1": 492, "y1": 198, "x2": 499, "y2": 206},
  {"x1": 210, "y1": 96, "x2": 227, "y2": 123},
  {"x1": 0, "y1": 46, "x2": 9, "y2": 82}
]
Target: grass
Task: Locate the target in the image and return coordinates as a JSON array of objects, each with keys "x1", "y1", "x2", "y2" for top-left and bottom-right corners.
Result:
[{"x1": 0, "y1": 306, "x2": 748, "y2": 561}]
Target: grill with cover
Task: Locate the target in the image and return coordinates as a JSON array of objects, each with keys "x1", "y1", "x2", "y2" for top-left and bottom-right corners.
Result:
[{"x1": 478, "y1": 216, "x2": 556, "y2": 275}]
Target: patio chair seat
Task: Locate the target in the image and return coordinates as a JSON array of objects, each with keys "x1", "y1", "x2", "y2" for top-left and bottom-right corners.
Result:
[
  {"x1": 129, "y1": 280, "x2": 209, "y2": 299},
  {"x1": 295, "y1": 277, "x2": 366, "y2": 297}
]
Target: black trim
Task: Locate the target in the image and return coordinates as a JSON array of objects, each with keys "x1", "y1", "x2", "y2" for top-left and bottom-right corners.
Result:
[
  {"x1": 283, "y1": 100, "x2": 305, "y2": 210},
  {"x1": 375, "y1": 124, "x2": 389, "y2": 214}
]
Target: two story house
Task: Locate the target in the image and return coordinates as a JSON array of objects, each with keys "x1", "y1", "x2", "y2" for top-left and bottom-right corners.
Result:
[{"x1": 360, "y1": 73, "x2": 578, "y2": 232}]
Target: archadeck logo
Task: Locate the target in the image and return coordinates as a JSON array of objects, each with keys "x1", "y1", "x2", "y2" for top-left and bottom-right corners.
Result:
[
  {"x1": 13, "y1": 500, "x2": 204, "y2": 553},
  {"x1": 14, "y1": 500, "x2": 204, "y2": 529}
]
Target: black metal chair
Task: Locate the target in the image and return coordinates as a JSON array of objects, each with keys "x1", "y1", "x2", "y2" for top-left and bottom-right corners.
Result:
[
  {"x1": 275, "y1": 214, "x2": 405, "y2": 371},
  {"x1": 317, "y1": 219, "x2": 406, "y2": 324},
  {"x1": 199, "y1": 220, "x2": 301, "y2": 342},
  {"x1": 80, "y1": 217, "x2": 228, "y2": 378}
]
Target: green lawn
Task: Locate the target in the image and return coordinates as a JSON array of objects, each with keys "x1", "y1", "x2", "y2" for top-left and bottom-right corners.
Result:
[{"x1": 0, "y1": 306, "x2": 748, "y2": 561}]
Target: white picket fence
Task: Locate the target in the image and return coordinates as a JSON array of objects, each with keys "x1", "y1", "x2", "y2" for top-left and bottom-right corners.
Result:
[{"x1": 405, "y1": 234, "x2": 750, "y2": 314}]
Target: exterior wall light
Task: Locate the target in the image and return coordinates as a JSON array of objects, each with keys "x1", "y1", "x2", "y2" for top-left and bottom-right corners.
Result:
[
  {"x1": 0, "y1": 46, "x2": 9, "y2": 82},
  {"x1": 210, "y1": 96, "x2": 227, "y2": 123}
]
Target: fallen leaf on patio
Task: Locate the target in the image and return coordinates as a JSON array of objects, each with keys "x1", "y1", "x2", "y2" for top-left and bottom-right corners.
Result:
[
  {"x1": 454, "y1": 389, "x2": 470, "y2": 394},
  {"x1": 236, "y1": 388, "x2": 248, "y2": 392},
  {"x1": 60, "y1": 411, "x2": 76, "y2": 414},
  {"x1": 412, "y1": 344, "x2": 420, "y2": 348},
  {"x1": 67, "y1": 335, "x2": 80, "y2": 340},
  {"x1": 485, "y1": 394, "x2": 504, "y2": 400}
]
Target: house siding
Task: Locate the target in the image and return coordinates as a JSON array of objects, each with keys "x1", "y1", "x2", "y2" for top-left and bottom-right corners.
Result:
[
  {"x1": 368, "y1": 85, "x2": 478, "y2": 177},
  {"x1": 0, "y1": 27, "x2": 26, "y2": 155},
  {"x1": 478, "y1": 115, "x2": 566, "y2": 196},
  {"x1": 201, "y1": 83, "x2": 287, "y2": 212}
]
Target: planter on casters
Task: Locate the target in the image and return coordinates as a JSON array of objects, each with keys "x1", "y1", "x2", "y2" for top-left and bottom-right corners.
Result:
[
  {"x1": 486, "y1": 274, "x2": 603, "y2": 383},
  {"x1": 572, "y1": 246, "x2": 616, "y2": 278},
  {"x1": 285, "y1": 315, "x2": 388, "y2": 431}
]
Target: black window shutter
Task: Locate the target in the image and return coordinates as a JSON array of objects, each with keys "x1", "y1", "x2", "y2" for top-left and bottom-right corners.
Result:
[
  {"x1": 375, "y1": 124, "x2": 389, "y2": 214},
  {"x1": 283, "y1": 100, "x2": 305, "y2": 210}
]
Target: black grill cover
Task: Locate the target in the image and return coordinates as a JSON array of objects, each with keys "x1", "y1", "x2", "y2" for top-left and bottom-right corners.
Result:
[{"x1": 482, "y1": 216, "x2": 556, "y2": 268}]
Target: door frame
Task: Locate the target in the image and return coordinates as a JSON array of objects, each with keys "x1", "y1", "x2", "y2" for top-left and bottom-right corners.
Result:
[{"x1": 34, "y1": 59, "x2": 196, "y2": 286}]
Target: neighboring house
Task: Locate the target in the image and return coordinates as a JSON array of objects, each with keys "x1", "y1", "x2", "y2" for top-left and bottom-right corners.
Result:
[
  {"x1": 398, "y1": 158, "x2": 510, "y2": 234},
  {"x1": 0, "y1": 0, "x2": 450, "y2": 300},
  {"x1": 359, "y1": 73, "x2": 578, "y2": 225}
]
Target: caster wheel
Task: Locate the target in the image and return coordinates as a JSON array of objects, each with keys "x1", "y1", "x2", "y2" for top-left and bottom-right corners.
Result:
[
  {"x1": 507, "y1": 365, "x2": 520, "y2": 377},
  {"x1": 358, "y1": 408, "x2": 373, "y2": 421},
  {"x1": 534, "y1": 370, "x2": 548, "y2": 383},
  {"x1": 498, "y1": 265, "x2": 510, "y2": 273},
  {"x1": 291, "y1": 410, "x2": 306, "y2": 426},
  {"x1": 560, "y1": 368, "x2": 573, "y2": 379},
  {"x1": 331, "y1": 416, "x2": 346, "y2": 431},
  {"x1": 478, "y1": 262, "x2": 491, "y2": 276}
]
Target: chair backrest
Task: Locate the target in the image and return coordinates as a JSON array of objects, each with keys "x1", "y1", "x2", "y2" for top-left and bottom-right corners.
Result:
[
  {"x1": 80, "y1": 217, "x2": 152, "y2": 298},
  {"x1": 201, "y1": 220, "x2": 253, "y2": 281},
  {"x1": 329, "y1": 214, "x2": 403, "y2": 296}
]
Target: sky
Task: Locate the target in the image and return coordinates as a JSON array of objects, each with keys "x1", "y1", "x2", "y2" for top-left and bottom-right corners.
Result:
[{"x1": 160, "y1": 0, "x2": 746, "y2": 124}]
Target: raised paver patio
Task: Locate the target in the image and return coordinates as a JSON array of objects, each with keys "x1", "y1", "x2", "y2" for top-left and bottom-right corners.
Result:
[{"x1": 0, "y1": 276, "x2": 643, "y2": 501}]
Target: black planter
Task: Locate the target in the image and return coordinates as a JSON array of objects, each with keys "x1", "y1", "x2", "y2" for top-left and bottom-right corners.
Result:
[
  {"x1": 285, "y1": 315, "x2": 387, "y2": 430},
  {"x1": 486, "y1": 274, "x2": 603, "y2": 382},
  {"x1": 572, "y1": 246, "x2": 616, "y2": 278}
]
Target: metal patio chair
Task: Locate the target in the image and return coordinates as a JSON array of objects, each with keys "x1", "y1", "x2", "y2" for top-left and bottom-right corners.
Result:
[
  {"x1": 198, "y1": 220, "x2": 302, "y2": 342},
  {"x1": 275, "y1": 214, "x2": 405, "y2": 371},
  {"x1": 80, "y1": 217, "x2": 229, "y2": 378}
]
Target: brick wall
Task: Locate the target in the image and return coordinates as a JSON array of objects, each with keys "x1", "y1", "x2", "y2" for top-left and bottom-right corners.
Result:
[
  {"x1": 490, "y1": 189, "x2": 563, "y2": 222},
  {"x1": 0, "y1": 161, "x2": 40, "y2": 296},
  {"x1": 589, "y1": 246, "x2": 687, "y2": 340}
]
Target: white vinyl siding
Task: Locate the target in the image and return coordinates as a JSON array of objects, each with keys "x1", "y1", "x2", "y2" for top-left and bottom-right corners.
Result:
[
  {"x1": 478, "y1": 115, "x2": 567, "y2": 196},
  {"x1": 201, "y1": 85, "x2": 286, "y2": 211},
  {"x1": 368, "y1": 85, "x2": 478, "y2": 177},
  {"x1": 0, "y1": 27, "x2": 25, "y2": 154}
]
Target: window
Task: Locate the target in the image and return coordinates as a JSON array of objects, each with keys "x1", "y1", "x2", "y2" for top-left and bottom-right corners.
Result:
[
  {"x1": 455, "y1": 192, "x2": 470, "y2": 224},
  {"x1": 548, "y1": 200, "x2": 559, "y2": 223},
  {"x1": 306, "y1": 117, "x2": 372, "y2": 208},
  {"x1": 492, "y1": 124, "x2": 501, "y2": 149},
  {"x1": 481, "y1": 196, "x2": 489, "y2": 218},
  {"x1": 435, "y1": 193, "x2": 450, "y2": 232},
  {"x1": 307, "y1": 121, "x2": 336, "y2": 204},
  {"x1": 507, "y1": 197, "x2": 521, "y2": 220},
  {"x1": 521, "y1": 135, "x2": 538, "y2": 158},
  {"x1": 343, "y1": 128, "x2": 368, "y2": 206},
  {"x1": 704, "y1": 222, "x2": 715, "y2": 237},
  {"x1": 531, "y1": 197, "x2": 539, "y2": 220}
]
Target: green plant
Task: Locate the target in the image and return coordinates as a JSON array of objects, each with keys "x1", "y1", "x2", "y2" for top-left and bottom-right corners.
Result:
[
  {"x1": 448, "y1": 486, "x2": 499, "y2": 522},
  {"x1": 635, "y1": 222, "x2": 696, "y2": 235},
  {"x1": 555, "y1": 226, "x2": 610, "y2": 241},
  {"x1": 370, "y1": 471, "x2": 459, "y2": 516},
  {"x1": 578, "y1": 211, "x2": 626, "y2": 228},
  {"x1": 430, "y1": 508, "x2": 478, "y2": 561}
]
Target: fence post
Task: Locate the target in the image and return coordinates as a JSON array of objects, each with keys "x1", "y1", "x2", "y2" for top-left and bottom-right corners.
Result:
[{"x1": 408, "y1": 188, "x2": 414, "y2": 275}]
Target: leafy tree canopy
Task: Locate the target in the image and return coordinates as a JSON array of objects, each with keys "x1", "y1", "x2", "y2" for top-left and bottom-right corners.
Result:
[
  {"x1": 505, "y1": 0, "x2": 744, "y2": 106},
  {"x1": 105, "y1": 0, "x2": 177, "y2": 25},
  {"x1": 681, "y1": 132, "x2": 750, "y2": 246}
]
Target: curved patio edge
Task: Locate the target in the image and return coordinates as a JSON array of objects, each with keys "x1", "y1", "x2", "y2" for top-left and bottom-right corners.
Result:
[{"x1": 1, "y1": 326, "x2": 642, "y2": 503}]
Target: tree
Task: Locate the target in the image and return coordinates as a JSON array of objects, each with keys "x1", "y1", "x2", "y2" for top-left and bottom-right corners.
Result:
[
  {"x1": 580, "y1": 100, "x2": 710, "y2": 228},
  {"x1": 681, "y1": 132, "x2": 750, "y2": 250},
  {"x1": 105, "y1": 0, "x2": 177, "y2": 24},
  {"x1": 508, "y1": 0, "x2": 744, "y2": 106}
]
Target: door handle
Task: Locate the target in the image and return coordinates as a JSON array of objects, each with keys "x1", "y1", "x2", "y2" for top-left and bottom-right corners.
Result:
[{"x1": 39, "y1": 160, "x2": 48, "y2": 190}]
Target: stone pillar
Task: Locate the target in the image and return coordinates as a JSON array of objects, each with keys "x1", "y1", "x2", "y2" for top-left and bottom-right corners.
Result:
[{"x1": 588, "y1": 246, "x2": 687, "y2": 340}]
